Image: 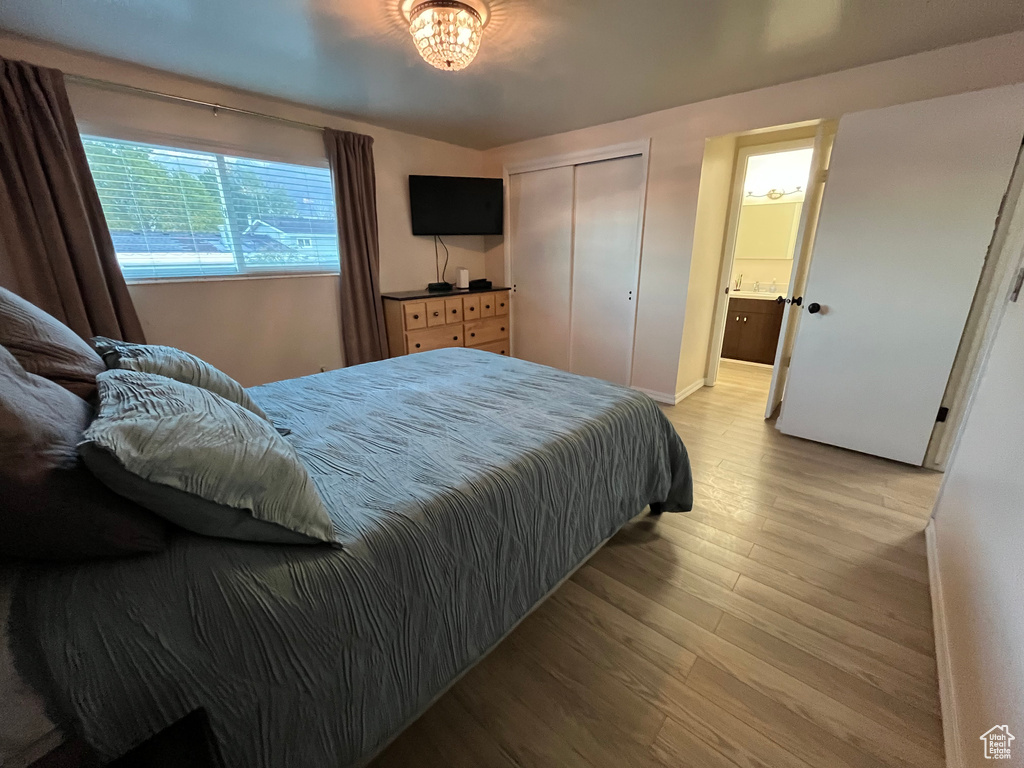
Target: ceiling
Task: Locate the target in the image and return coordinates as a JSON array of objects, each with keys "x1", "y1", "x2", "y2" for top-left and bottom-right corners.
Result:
[{"x1": 1, "y1": 1, "x2": 1022, "y2": 149}]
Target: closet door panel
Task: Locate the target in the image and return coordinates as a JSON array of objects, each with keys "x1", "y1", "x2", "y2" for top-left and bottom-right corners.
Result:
[
  {"x1": 509, "y1": 167, "x2": 574, "y2": 369},
  {"x1": 570, "y1": 155, "x2": 645, "y2": 386}
]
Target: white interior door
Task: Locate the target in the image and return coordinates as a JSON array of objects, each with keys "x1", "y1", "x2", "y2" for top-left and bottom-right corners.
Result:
[
  {"x1": 509, "y1": 166, "x2": 574, "y2": 368},
  {"x1": 777, "y1": 85, "x2": 1024, "y2": 464},
  {"x1": 569, "y1": 155, "x2": 645, "y2": 385},
  {"x1": 764, "y1": 124, "x2": 836, "y2": 418}
]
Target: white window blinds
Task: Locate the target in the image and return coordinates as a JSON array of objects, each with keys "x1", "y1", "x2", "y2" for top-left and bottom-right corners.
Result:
[{"x1": 82, "y1": 136, "x2": 339, "y2": 280}]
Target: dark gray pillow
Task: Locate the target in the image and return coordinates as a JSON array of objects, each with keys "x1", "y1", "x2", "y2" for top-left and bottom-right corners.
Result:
[
  {"x1": 0, "y1": 346, "x2": 168, "y2": 560},
  {"x1": 0, "y1": 286, "x2": 105, "y2": 400},
  {"x1": 92, "y1": 336, "x2": 269, "y2": 421},
  {"x1": 80, "y1": 369, "x2": 335, "y2": 545}
]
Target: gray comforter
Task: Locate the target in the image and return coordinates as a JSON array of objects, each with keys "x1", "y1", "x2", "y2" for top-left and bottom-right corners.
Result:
[{"x1": 11, "y1": 348, "x2": 692, "y2": 767}]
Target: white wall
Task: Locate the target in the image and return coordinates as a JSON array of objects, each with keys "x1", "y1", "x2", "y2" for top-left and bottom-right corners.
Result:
[
  {"x1": 930, "y1": 264, "x2": 1024, "y2": 764},
  {"x1": 0, "y1": 33, "x2": 488, "y2": 385},
  {"x1": 485, "y1": 32, "x2": 1024, "y2": 400},
  {"x1": 127, "y1": 276, "x2": 343, "y2": 387},
  {"x1": 676, "y1": 135, "x2": 735, "y2": 396}
]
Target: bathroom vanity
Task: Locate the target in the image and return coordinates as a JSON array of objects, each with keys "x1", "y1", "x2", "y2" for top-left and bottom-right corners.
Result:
[{"x1": 721, "y1": 294, "x2": 785, "y2": 365}]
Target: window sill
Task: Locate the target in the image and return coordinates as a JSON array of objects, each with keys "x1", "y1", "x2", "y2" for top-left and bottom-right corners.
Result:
[{"x1": 126, "y1": 271, "x2": 339, "y2": 286}]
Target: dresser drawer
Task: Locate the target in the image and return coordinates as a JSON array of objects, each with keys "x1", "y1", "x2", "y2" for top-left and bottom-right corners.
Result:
[
  {"x1": 479, "y1": 293, "x2": 497, "y2": 317},
  {"x1": 404, "y1": 302, "x2": 427, "y2": 330},
  {"x1": 463, "y1": 295, "x2": 481, "y2": 320},
  {"x1": 406, "y1": 325, "x2": 465, "y2": 354},
  {"x1": 445, "y1": 297, "x2": 464, "y2": 324},
  {"x1": 465, "y1": 316, "x2": 509, "y2": 346},
  {"x1": 493, "y1": 291, "x2": 510, "y2": 316},
  {"x1": 425, "y1": 299, "x2": 447, "y2": 327},
  {"x1": 475, "y1": 339, "x2": 510, "y2": 356}
]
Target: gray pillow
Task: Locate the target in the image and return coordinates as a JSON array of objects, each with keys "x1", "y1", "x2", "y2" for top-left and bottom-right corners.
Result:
[
  {"x1": 79, "y1": 369, "x2": 335, "y2": 545},
  {"x1": 92, "y1": 337, "x2": 269, "y2": 421},
  {"x1": 0, "y1": 286, "x2": 105, "y2": 400},
  {"x1": 0, "y1": 346, "x2": 168, "y2": 560}
]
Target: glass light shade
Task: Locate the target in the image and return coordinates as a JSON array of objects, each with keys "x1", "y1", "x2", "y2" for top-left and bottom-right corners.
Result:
[{"x1": 409, "y1": 1, "x2": 483, "y2": 72}]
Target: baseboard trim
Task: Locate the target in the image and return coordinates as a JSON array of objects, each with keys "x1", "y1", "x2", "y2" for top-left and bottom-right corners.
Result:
[
  {"x1": 633, "y1": 379, "x2": 705, "y2": 405},
  {"x1": 675, "y1": 378, "x2": 705, "y2": 403},
  {"x1": 631, "y1": 386, "x2": 675, "y2": 404},
  {"x1": 926, "y1": 519, "x2": 963, "y2": 768},
  {"x1": 721, "y1": 358, "x2": 774, "y2": 369}
]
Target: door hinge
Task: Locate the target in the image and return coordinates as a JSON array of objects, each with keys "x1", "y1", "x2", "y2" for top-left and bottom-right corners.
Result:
[
  {"x1": 817, "y1": 169, "x2": 829, "y2": 185},
  {"x1": 936, "y1": 406, "x2": 949, "y2": 423},
  {"x1": 1010, "y1": 267, "x2": 1024, "y2": 303}
]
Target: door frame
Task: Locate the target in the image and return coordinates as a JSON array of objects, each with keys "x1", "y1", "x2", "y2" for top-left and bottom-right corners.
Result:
[
  {"x1": 764, "y1": 122, "x2": 837, "y2": 418},
  {"x1": 503, "y1": 139, "x2": 651, "y2": 384},
  {"x1": 923, "y1": 141, "x2": 1024, "y2": 471},
  {"x1": 705, "y1": 136, "x2": 815, "y2": 387}
]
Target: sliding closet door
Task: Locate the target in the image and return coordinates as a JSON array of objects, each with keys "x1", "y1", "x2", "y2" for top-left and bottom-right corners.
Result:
[
  {"x1": 570, "y1": 155, "x2": 645, "y2": 386},
  {"x1": 509, "y1": 166, "x2": 574, "y2": 368}
]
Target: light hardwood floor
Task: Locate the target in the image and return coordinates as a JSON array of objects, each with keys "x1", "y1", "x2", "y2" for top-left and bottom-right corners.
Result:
[{"x1": 373, "y1": 360, "x2": 943, "y2": 768}]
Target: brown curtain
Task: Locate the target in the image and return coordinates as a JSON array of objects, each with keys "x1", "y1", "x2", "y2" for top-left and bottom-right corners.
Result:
[
  {"x1": 0, "y1": 57, "x2": 144, "y2": 342},
  {"x1": 324, "y1": 128, "x2": 388, "y2": 365}
]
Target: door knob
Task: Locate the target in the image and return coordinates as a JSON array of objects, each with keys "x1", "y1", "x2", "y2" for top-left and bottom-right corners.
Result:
[
  {"x1": 792, "y1": 296, "x2": 803, "y2": 307},
  {"x1": 776, "y1": 296, "x2": 786, "y2": 304},
  {"x1": 807, "y1": 302, "x2": 821, "y2": 314}
]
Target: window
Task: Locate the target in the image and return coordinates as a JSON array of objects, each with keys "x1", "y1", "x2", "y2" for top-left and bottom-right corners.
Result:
[{"x1": 82, "y1": 136, "x2": 340, "y2": 280}]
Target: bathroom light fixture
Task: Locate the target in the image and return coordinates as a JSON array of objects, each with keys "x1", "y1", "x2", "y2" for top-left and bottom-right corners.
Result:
[
  {"x1": 747, "y1": 186, "x2": 803, "y2": 200},
  {"x1": 407, "y1": 0, "x2": 484, "y2": 72}
]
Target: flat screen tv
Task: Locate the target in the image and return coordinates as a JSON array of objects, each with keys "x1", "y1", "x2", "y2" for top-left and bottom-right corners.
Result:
[{"x1": 409, "y1": 175, "x2": 503, "y2": 236}]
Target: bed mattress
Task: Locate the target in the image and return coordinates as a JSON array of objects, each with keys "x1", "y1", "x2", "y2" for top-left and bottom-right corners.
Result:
[{"x1": 9, "y1": 348, "x2": 692, "y2": 767}]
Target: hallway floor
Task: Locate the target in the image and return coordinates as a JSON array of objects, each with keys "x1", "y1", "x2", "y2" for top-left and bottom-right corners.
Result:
[{"x1": 373, "y1": 360, "x2": 944, "y2": 768}]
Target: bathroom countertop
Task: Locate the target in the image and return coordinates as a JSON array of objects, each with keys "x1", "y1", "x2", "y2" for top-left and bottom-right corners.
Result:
[{"x1": 730, "y1": 291, "x2": 786, "y2": 300}]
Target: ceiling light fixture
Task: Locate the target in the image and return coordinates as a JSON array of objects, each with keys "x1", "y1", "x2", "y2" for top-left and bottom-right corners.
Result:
[{"x1": 407, "y1": 0, "x2": 484, "y2": 72}]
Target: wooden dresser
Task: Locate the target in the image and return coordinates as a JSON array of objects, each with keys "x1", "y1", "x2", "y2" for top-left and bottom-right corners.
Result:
[{"x1": 382, "y1": 287, "x2": 511, "y2": 358}]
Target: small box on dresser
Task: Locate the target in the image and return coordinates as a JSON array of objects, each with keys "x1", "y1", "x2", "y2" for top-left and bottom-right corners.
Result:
[{"x1": 382, "y1": 288, "x2": 511, "y2": 358}]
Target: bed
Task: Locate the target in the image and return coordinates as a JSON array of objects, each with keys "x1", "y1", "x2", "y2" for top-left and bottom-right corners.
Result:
[{"x1": 8, "y1": 347, "x2": 692, "y2": 767}]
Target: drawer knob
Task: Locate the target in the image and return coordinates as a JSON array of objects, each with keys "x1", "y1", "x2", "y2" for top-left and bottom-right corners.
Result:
[
  {"x1": 451, "y1": 309, "x2": 457, "y2": 314},
  {"x1": 415, "y1": 343, "x2": 421, "y2": 349},
  {"x1": 433, "y1": 311, "x2": 439, "y2": 317},
  {"x1": 500, "y1": 327, "x2": 505, "y2": 332},
  {"x1": 469, "y1": 306, "x2": 475, "y2": 311},
  {"x1": 413, "y1": 314, "x2": 420, "y2": 320},
  {"x1": 485, "y1": 304, "x2": 491, "y2": 309},
  {"x1": 453, "y1": 336, "x2": 458, "y2": 341},
  {"x1": 500, "y1": 303, "x2": 505, "y2": 308},
  {"x1": 471, "y1": 332, "x2": 476, "y2": 337}
]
